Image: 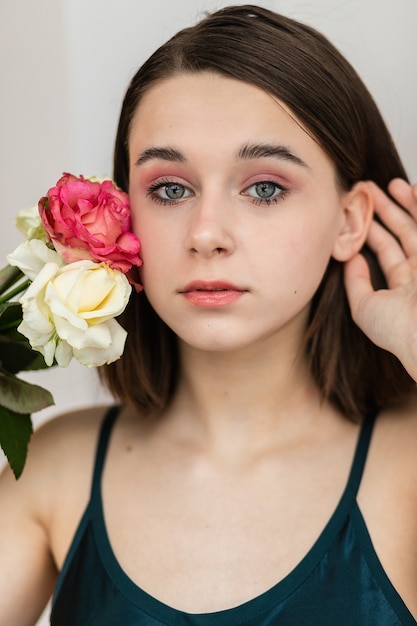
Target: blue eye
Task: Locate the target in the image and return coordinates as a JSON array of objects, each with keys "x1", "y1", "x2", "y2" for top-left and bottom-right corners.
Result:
[
  {"x1": 147, "y1": 180, "x2": 192, "y2": 205},
  {"x1": 245, "y1": 181, "x2": 285, "y2": 203},
  {"x1": 255, "y1": 182, "x2": 277, "y2": 198},
  {"x1": 163, "y1": 183, "x2": 187, "y2": 200}
]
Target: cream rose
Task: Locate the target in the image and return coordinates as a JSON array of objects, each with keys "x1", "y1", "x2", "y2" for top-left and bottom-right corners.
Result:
[
  {"x1": 17, "y1": 259, "x2": 131, "y2": 367},
  {"x1": 15, "y1": 205, "x2": 47, "y2": 241},
  {"x1": 7, "y1": 239, "x2": 65, "y2": 281}
]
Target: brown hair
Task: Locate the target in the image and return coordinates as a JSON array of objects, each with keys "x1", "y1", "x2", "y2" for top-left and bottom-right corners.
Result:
[{"x1": 101, "y1": 5, "x2": 414, "y2": 419}]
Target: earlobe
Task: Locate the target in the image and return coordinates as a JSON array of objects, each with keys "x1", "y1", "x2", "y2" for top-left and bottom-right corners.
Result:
[{"x1": 332, "y1": 181, "x2": 374, "y2": 261}]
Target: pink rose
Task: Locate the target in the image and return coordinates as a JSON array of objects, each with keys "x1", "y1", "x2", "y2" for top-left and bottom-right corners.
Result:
[{"x1": 38, "y1": 173, "x2": 142, "y2": 275}]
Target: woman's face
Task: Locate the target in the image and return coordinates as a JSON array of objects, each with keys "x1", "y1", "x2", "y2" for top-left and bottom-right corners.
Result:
[{"x1": 128, "y1": 72, "x2": 351, "y2": 354}]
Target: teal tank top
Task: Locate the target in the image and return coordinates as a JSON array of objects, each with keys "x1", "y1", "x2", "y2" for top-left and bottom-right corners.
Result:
[{"x1": 50, "y1": 406, "x2": 416, "y2": 625}]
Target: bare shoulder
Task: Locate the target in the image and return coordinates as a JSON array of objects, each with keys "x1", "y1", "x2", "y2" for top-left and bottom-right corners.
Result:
[
  {"x1": 0, "y1": 406, "x2": 119, "y2": 624},
  {"x1": 0, "y1": 405, "x2": 113, "y2": 541},
  {"x1": 5, "y1": 404, "x2": 130, "y2": 571},
  {"x1": 356, "y1": 390, "x2": 417, "y2": 614},
  {"x1": 376, "y1": 388, "x2": 417, "y2": 449},
  {"x1": 365, "y1": 388, "x2": 417, "y2": 489},
  {"x1": 5, "y1": 404, "x2": 110, "y2": 473},
  {"x1": 27, "y1": 404, "x2": 112, "y2": 474}
]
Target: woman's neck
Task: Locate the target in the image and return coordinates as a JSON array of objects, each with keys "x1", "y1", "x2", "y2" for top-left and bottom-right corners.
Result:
[{"x1": 161, "y1": 336, "x2": 333, "y2": 459}]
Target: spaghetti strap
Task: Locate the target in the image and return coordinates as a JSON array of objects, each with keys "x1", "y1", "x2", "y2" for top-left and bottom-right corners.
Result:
[
  {"x1": 345, "y1": 411, "x2": 377, "y2": 499},
  {"x1": 90, "y1": 405, "x2": 121, "y2": 500},
  {"x1": 52, "y1": 406, "x2": 413, "y2": 625}
]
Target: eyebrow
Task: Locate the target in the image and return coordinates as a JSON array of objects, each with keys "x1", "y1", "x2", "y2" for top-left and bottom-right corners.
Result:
[
  {"x1": 238, "y1": 143, "x2": 309, "y2": 168},
  {"x1": 135, "y1": 147, "x2": 186, "y2": 166},
  {"x1": 134, "y1": 142, "x2": 309, "y2": 168}
]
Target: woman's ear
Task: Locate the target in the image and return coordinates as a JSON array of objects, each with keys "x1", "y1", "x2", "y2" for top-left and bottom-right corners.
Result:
[{"x1": 332, "y1": 181, "x2": 374, "y2": 261}]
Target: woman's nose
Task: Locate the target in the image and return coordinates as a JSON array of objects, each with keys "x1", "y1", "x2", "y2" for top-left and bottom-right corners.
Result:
[{"x1": 184, "y1": 197, "x2": 235, "y2": 257}]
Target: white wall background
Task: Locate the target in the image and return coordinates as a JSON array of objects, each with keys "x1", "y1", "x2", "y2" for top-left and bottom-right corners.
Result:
[{"x1": 0, "y1": 1, "x2": 416, "y2": 624}]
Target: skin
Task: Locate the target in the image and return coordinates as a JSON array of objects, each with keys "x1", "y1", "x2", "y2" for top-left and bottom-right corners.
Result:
[
  {"x1": 129, "y1": 73, "x2": 371, "y2": 358},
  {"x1": 1, "y1": 72, "x2": 417, "y2": 624}
]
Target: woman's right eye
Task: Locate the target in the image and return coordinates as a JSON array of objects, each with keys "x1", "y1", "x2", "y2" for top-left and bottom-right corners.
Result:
[{"x1": 146, "y1": 180, "x2": 192, "y2": 205}]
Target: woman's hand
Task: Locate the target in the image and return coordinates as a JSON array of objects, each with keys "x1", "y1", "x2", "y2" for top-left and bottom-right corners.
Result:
[{"x1": 344, "y1": 178, "x2": 417, "y2": 380}]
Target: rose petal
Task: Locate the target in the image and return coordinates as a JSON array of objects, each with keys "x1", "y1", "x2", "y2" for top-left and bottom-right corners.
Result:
[
  {"x1": 73, "y1": 318, "x2": 127, "y2": 366},
  {"x1": 7, "y1": 240, "x2": 63, "y2": 281},
  {"x1": 38, "y1": 174, "x2": 141, "y2": 274}
]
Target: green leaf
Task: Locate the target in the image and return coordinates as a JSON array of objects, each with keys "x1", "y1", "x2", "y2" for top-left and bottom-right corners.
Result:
[
  {"x1": 20, "y1": 351, "x2": 51, "y2": 372},
  {"x1": 0, "y1": 265, "x2": 22, "y2": 293},
  {"x1": 0, "y1": 304, "x2": 52, "y2": 372},
  {"x1": 0, "y1": 301, "x2": 22, "y2": 327},
  {"x1": 0, "y1": 406, "x2": 32, "y2": 479},
  {"x1": 0, "y1": 335, "x2": 49, "y2": 374},
  {"x1": 0, "y1": 370, "x2": 54, "y2": 413}
]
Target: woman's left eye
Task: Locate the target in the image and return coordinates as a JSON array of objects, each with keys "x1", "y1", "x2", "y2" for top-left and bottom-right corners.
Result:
[
  {"x1": 146, "y1": 180, "x2": 193, "y2": 205},
  {"x1": 243, "y1": 181, "x2": 286, "y2": 204}
]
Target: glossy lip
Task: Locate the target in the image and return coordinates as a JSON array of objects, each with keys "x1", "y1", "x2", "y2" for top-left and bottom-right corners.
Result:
[{"x1": 179, "y1": 280, "x2": 247, "y2": 307}]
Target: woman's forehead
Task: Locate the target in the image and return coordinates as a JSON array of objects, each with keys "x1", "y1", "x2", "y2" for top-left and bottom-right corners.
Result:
[{"x1": 128, "y1": 72, "x2": 329, "y2": 170}]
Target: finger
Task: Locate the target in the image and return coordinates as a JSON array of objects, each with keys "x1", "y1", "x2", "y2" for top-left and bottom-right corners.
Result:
[
  {"x1": 388, "y1": 178, "x2": 417, "y2": 216},
  {"x1": 366, "y1": 219, "x2": 406, "y2": 279},
  {"x1": 366, "y1": 218, "x2": 417, "y2": 288},
  {"x1": 367, "y1": 181, "x2": 417, "y2": 257},
  {"x1": 344, "y1": 253, "x2": 375, "y2": 322}
]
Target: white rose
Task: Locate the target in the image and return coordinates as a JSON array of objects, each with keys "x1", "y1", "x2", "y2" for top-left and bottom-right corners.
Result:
[
  {"x1": 15, "y1": 205, "x2": 47, "y2": 241},
  {"x1": 7, "y1": 239, "x2": 64, "y2": 281},
  {"x1": 18, "y1": 260, "x2": 131, "y2": 367}
]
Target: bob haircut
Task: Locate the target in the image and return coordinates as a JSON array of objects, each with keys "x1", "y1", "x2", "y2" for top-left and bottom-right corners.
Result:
[{"x1": 101, "y1": 4, "x2": 414, "y2": 420}]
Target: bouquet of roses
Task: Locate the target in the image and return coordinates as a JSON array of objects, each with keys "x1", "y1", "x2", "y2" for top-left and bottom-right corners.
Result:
[{"x1": 0, "y1": 173, "x2": 141, "y2": 478}]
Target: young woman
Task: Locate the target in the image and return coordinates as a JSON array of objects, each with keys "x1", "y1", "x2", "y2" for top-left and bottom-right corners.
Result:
[{"x1": 1, "y1": 5, "x2": 417, "y2": 624}]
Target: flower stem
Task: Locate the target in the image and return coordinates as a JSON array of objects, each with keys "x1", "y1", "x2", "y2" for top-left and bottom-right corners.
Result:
[
  {"x1": 0, "y1": 265, "x2": 23, "y2": 293},
  {"x1": 0, "y1": 279, "x2": 30, "y2": 304}
]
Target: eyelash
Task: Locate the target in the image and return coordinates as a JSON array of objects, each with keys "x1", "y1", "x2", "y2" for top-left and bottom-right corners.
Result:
[
  {"x1": 245, "y1": 181, "x2": 288, "y2": 206},
  {"x1": 146, "y1": 179, "x2": 186, "y2": 206},
  {"x1": 145, "y1": 179, "x2": 288, "y2": 206}
]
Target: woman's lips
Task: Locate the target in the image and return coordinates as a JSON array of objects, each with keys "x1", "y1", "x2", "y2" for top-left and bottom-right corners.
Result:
[{"x1": 180, "y1": 281, "x2": 247, "y2": 307}]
